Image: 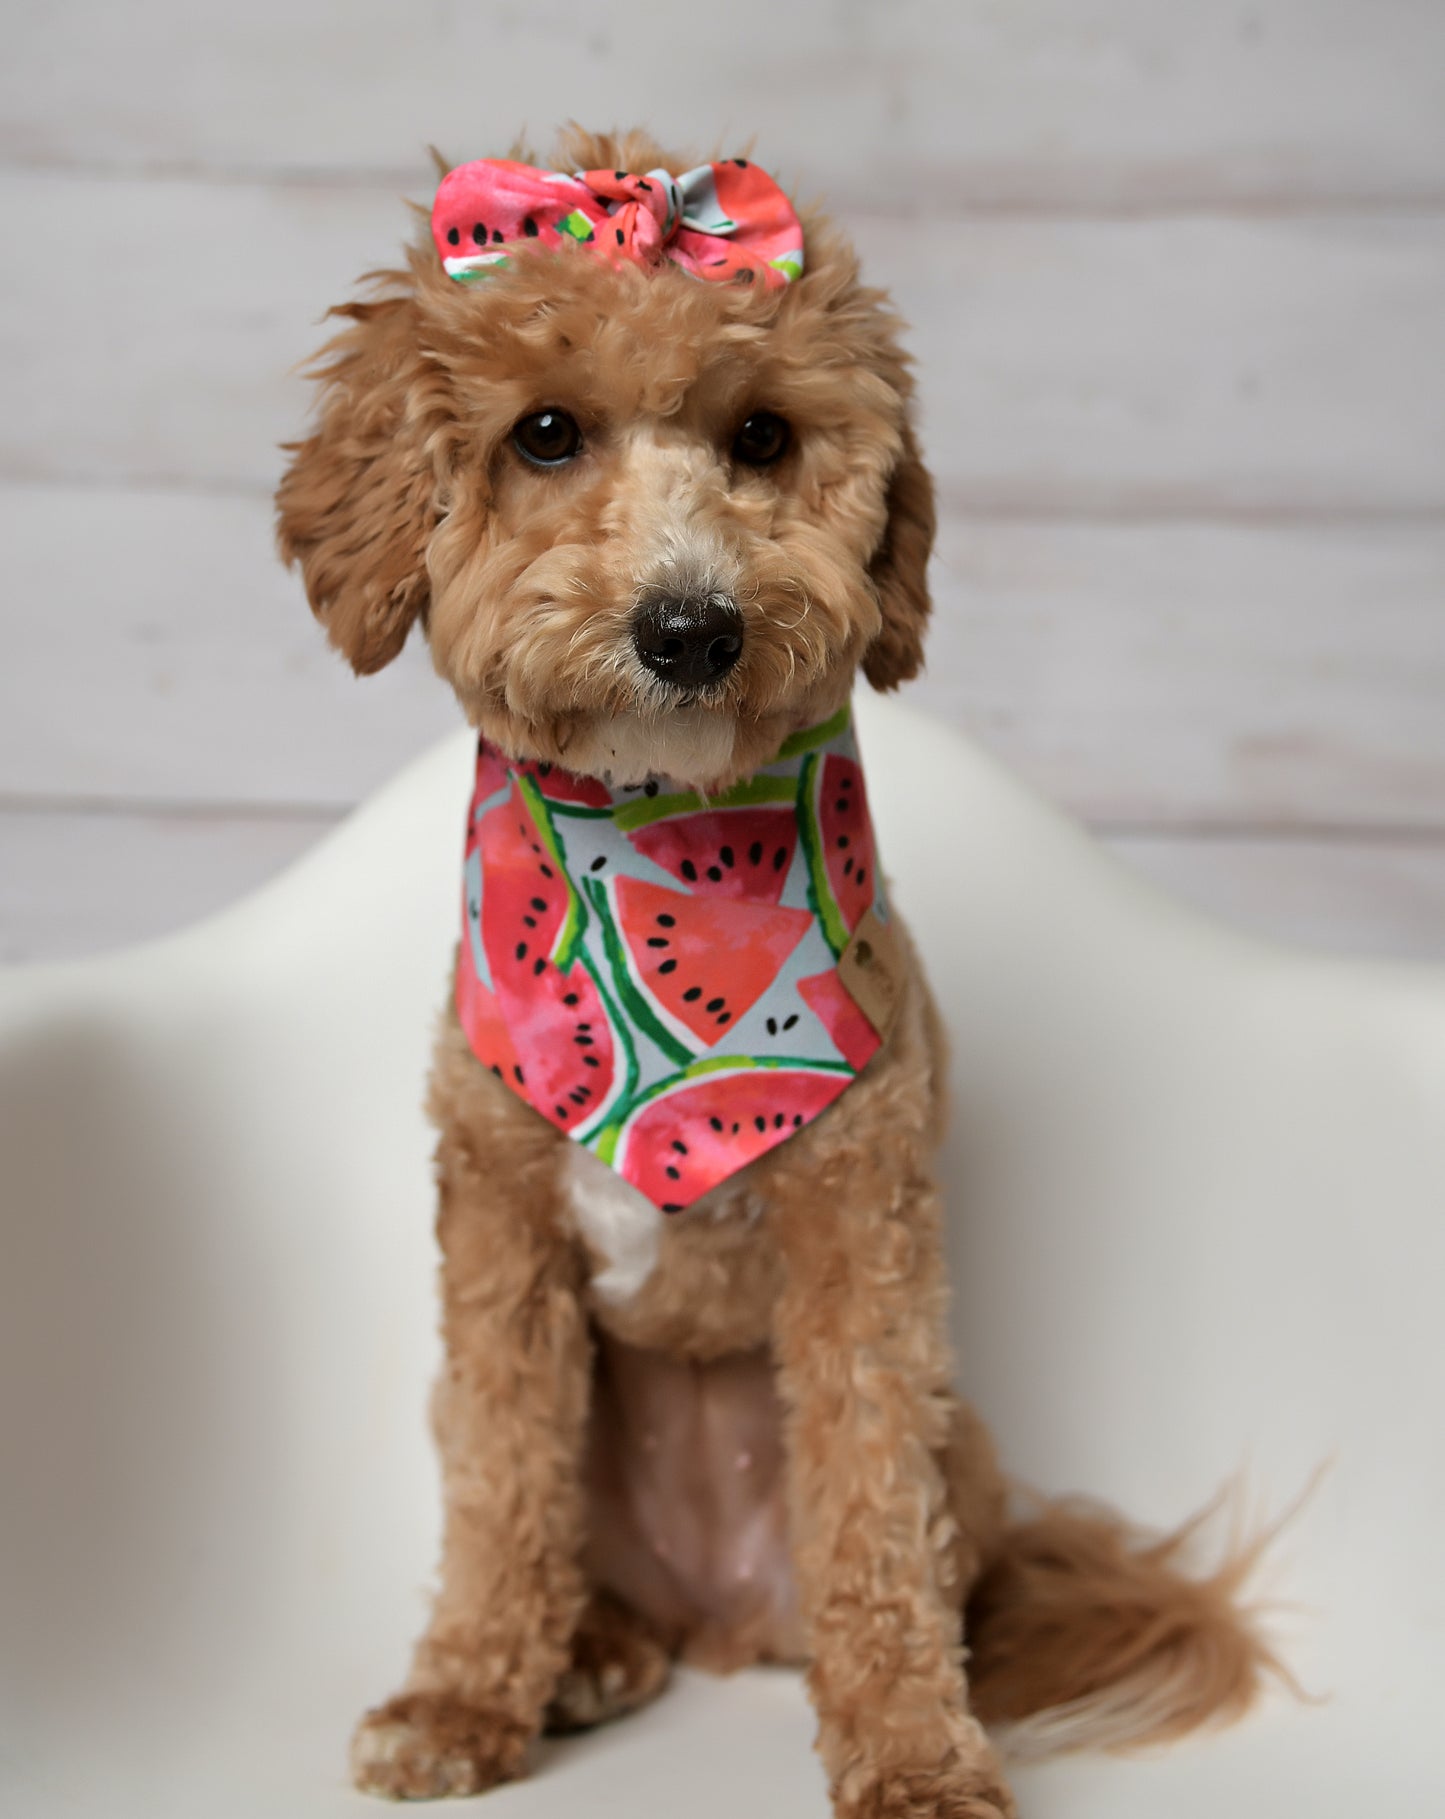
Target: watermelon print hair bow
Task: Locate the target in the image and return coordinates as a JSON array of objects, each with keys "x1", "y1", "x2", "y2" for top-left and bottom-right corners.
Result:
[{"x1": 431, "y1": 157, "x2": 805, "y2": 289}]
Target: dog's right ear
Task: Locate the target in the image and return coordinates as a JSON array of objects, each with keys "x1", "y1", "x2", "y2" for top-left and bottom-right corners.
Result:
[{"x1": 276, "y1": 291, "x2": 439, "y2": 675}]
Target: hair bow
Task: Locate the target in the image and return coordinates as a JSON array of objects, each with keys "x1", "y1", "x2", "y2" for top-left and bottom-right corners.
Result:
[{"x1": 431, "y1": 157, "x2": 804, "y2": 290}]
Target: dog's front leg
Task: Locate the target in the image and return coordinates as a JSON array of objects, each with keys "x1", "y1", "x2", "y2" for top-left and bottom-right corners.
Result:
[
  {"x1": 351, "y1": 1108, "x2": 591, "y2": 1800},
  {"x1": 771, "y1": 1152, "x2": 1016, "y2": 1819}
]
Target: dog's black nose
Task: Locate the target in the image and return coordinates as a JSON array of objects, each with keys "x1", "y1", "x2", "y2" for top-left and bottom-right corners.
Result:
[{"x1": 632, "y1": 594, "x2": 744, "y2": 689}]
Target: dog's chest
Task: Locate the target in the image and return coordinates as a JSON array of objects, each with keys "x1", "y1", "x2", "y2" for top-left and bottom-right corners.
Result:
[{"x1": 561, "y1": 1144, "x2": 759, "y2": 1306}]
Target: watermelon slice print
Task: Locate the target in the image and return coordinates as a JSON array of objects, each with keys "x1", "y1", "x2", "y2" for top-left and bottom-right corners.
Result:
[
  {"x1": 800, "y1": 752, "x2": 878, "y2": 955},
  {"x1": 467, "y1": 779, "x2": 629, "y2": 1136},
  {"x1": 611, "y1": 1062, "x2": 850, "y2": 1211},
  {"x1": 628, "y1": 805, "x2": 798, "y2": 903},
  {"x1": 606, "y1": 876, "x2": 812, "y2": 1052},
  {"x1": 797, "y1": 967, "x2": 880, "y2": 1073}
]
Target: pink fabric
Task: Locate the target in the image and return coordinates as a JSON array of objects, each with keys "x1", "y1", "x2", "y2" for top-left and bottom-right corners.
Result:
[{"x1": 431, "y1": 157, "x2": 805, "y2": 289}]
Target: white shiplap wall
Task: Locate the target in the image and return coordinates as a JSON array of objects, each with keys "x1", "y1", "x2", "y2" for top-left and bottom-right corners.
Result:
[{"x1": 2, "y1": 0, "x2": 1443, "y2": 962}]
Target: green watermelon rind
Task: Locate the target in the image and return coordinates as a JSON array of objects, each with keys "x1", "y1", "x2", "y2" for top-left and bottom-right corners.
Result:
[
  {"x1": 614, "y1": 771, "x2": 798, "y2": 834},
  {"x1": 797, "y1": 752, "x2": 852, "y2": 957},
  {"x1": 591, "y1": 1052, "x2": 852, "y2": 1165},
  {"x1": 514, "y1": 774, "x2": 587, "y2": 971},
  {"x1": 581, "y1": 874, "x2": 694, "y2": 1070}
]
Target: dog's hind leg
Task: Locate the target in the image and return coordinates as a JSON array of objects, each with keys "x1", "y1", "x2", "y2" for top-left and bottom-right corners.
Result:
[{"x1": 543, "y1": 1589, "x2": 675, "y2": 1734}]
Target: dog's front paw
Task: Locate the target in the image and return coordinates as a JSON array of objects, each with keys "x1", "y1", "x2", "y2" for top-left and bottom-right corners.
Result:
[
  {"x1": 837, "y1": 1761, "x2": 1019, "y2": 1819},
  {"x1": 349, "y1": 1693, "x2": 530, "y2": 1800}
]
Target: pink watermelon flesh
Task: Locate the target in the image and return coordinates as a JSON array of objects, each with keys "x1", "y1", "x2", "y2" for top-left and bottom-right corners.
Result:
[
  {"x1": 619, "y1": 1067, "x2": 847, "y2": 1210},
  {"x1": 797, "y1": 968, "x2": 879, "y2": 1072},
  {"x1": 613, "y1": 876, "x2": 811, "y2": 1047},
  {"x1": 818, "y1": 756, "x2": 876, "y2": 936},
  {"x1": 479, "y1": 784, "x2": 618, "y2": 1129},
  {"x1": 515, "y1": 758, "x2": 612, "y2": 809},
  {"x1": 629, "y1": 806, "x2": 797, "y2": 903}
]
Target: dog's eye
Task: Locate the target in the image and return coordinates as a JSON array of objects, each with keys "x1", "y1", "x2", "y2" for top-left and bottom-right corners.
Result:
[
  {"x1": 732, "y1": 412, "x2": 791, "y2": 467},
  {"x1": 512, "y1": 409, "x2": 583, "y2": 468}
]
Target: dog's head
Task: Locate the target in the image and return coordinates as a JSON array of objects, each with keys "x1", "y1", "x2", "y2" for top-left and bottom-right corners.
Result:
[{"x1": 277, "y1": 128, "x2": 933, "y2": 791}]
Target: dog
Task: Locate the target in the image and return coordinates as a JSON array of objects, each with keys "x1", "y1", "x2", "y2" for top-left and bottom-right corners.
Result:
[{"x1": 276, "y1": 127, "x2": 1276, "y2": 1817}]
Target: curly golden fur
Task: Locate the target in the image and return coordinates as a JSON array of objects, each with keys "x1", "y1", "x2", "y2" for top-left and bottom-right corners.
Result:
[{"x1": 277, "y1": 127, "x2": 1279, "y2": 1816}]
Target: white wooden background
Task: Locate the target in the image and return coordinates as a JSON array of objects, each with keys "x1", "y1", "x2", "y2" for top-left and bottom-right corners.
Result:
[{"x1": 3, "y1": 0, "x2": 1443, "y2": 963}]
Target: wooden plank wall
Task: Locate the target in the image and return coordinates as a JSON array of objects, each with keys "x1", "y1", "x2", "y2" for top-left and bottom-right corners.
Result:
[{"x1": 3, "y1": 0, "x2": 1443, "y2": 962}]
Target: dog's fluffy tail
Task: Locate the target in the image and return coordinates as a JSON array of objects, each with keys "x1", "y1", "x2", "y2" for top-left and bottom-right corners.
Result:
[{"x1": 963, "y1": 1489, "x2": 1294, "y2": 1761}]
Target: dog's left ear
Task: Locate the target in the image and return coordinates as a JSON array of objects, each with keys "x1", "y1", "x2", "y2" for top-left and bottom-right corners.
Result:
[{"x1": 863, "y1": 418, "x2": 935, "y2": 691}]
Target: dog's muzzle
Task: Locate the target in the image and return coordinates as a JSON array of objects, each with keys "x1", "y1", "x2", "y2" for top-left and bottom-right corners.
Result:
[{"x1": 632, "y1": 592, "x2": 743, "y2": 690}]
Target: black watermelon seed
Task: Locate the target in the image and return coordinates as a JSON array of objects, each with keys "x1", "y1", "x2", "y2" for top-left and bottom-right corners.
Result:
[
  {"x1": 783, "y1": 1014, "x2": 798, "y2": 1031},
  {"x1": 732, "y1": 1122, "x2": 740, "y2": 1134},
  {"x1": 538, "y1": 763, "x2": 552, "y2": 775},
  {"x1": 590, "y1": 855, "x2": 606, "y2": 870},
  {"x1": 647, "y1": 936, "x2": 669, "y2": 949},
  {"x1": 523, "y1": 914, "x2": 537, "y2": 928},
  {"x1": 570, "y1": 1089, "x2": 587, "y2": 1105},
  {"x1": 663, "y1": 1202, "x2": 683, "y2": 1213},
  {"x1": 836, "y1": 835, "x2": 850, "y2": 850},
  {"x1": 754, "y1": 1115, "x2": 767, "y2": 1132},
  {"x1": 681, "y1": 859, "x2": 698, "y2": 881},
  {"x1": 446, "y1": 226, "x2": 461, "y2": 246},
  {"x1": 842, "y1": 859, "x2": 853, "y2": 880},
  {"x1": 835, "y1": 799, "x2": 848, "y2": 813},
  {"x1": 523, "y1": 215, "x2": 538, "y2": 236},
  {"x1": 773, "y1": 847, "x2": 787, "y2": 870},
  {"x1": 582, "y1": 1054, "x2": 600, "y2": 1068},
  {"x1": 577, "y1": 1085, "x2": 592, "y2": 1099},
  {"x1": 515, "y1": 941, "x2": 528, "y2": 961},
  {"x1": 684, "y1": 987, "x2": 703, "y2": 1002},
  {"x1": 490, "y1": 1063, "x2": 502, "y2": 1077},
  {"x1": 533, "y1": 957, "x2": 546, "y2": 976},
  {"x1": 706, "y1": 997, "x2": 724, "y2": 1012},
  {"x1": 792, "y1": 1113, "x2": 803, "y2": 1126},
  {"x1": 513, "y1": 1065, "x2": 525, "y2": 1084},
  {"x1": 842, "y1": 777, "x2": 852, "y2": 789},
  {"x1": 491, "y1": 228, "x2": 504, "y2": 244},
  {"x1": 471, "y1": 222, "x2": 487, "y2": 244},
  {"x1": 615, "y1": 169, "x2": 627, "y2": 179},
  {"x1": 644, "y1": 780, "x2": 658, "y2": 796},
  {"x1": 518, "y1": 821, "x2": 527, "y2": 835},
  {"x1": 578, "y1": 1022, "x2": 591, "y2": 1031},
  {"x1": 720, "y1": 845, "x2": 735, "y2": 867},
  {"x1": 665, "y1": 1165, "x2": 680, "y2": 1180},
  {"x1": 531, "y1": 843, "x2": 541, "y2": 853},
  {"x1": 775, "y1": 1113, "x2": 786, "y2": 1127},
  {"x1": 539, "y1": 863, "x2": 554, "y2": 878},
  {"x1": 857, "y1": 868, "x2": 868, "y2": 887},
  {"x1": 555, "y1": 1104, "x2": 569, "y2": 1119},
  {"x1": 657, "y1": 912, "x2": 676, "y2": 927},
  {"x1": 717, "y1": 1012, "x2": 731, "y2": 1025},
  {"x1": 573, "y1": 1034, "x2": 592, "y2": 1046},
  {"x1": 706, "y1": 865, "x2": 722, "y2": 882},
  {"x1": 672, "y1": 1139, "x2": 688, "y2": 1154},
  {"x1": 563, "y1": 993, "x2": 579, "y2": 1006},
  {"x1": 530, "y1": 896, "x2": 546, "y2": 911},
  {"x1": 767, "y1": 1017, "x2": 777, "y2": 1035},
  {"x1": 710, "y1": 1116, "x2": 724, "y2": 1131},
  {"x1": 749, "y1": 841, "x2": 763, "y2": 865},
  {"x1": 658, "y1": 959, "x2": 677, "y2": 975}
]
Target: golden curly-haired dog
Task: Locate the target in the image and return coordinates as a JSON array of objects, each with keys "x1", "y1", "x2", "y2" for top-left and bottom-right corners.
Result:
[{"x1": 277, "y1": 126, "x2": 1277, "y2": 1817}]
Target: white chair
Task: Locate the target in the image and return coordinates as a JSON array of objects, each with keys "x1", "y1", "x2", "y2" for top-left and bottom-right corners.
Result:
[{"x1": 2, "y1": 693, "x2": 1441, "y2": 1817}]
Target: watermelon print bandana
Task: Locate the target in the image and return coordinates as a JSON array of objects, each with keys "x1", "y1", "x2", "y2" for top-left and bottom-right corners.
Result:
[
  {"x1": 432, "y1": 157, "x2": 804, "y2": 290},
  {"x1": 456, "y1": 706, "x2": 893, "y2": 1212}
]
